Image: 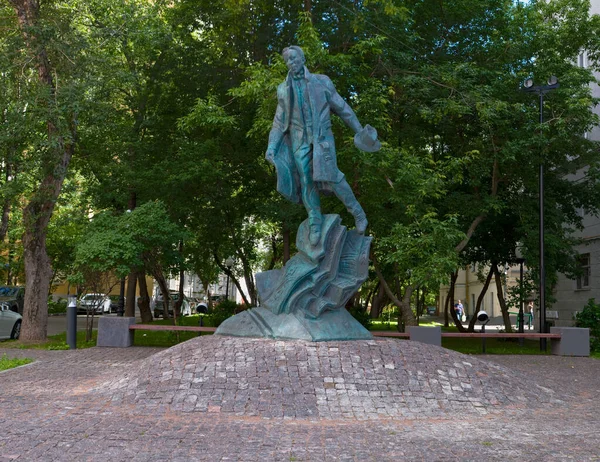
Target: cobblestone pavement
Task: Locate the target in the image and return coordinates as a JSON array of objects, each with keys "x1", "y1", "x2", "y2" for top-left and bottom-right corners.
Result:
[{"x1": 0, "y1": 338, "x2": 599, "y2": 461}]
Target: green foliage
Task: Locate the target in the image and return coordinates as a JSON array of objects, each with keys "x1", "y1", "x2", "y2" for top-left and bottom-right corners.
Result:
[
  {"x1": 48, "y1": 298, "x2": 67, "y2": 315},
  {"x1": 348, "y1": 307, "x2": 372, "y2": 330},
  {"x1": 575, "y1": 299, "x2": 600, "y2": 352},
  {"x1": 203, "y1": 300, "x2": 239, "y2": 328},
  {"x1": 72, "y1": 200, "x2": 187, "y2": 280},
  {"x1": 0, "y1": 354, "x2": 33, "y2": 371},
  {"x1": 3, "y1": 0, "x2": 600, "y2": 335},
  {"x1": 0, "y1": 331, "x2": 97, "y2": 350}
]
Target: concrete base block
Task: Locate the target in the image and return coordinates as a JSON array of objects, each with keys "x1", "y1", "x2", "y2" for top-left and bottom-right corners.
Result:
[
  {"x1": 408, "y1": 326, "x2": 441, "y2": 347},
  {"x1": 550, "y1": 327, "x2": 590, "y2": 357},
  {"x1": 97, "y1": 317, "x2": 135, "y2": 347}
]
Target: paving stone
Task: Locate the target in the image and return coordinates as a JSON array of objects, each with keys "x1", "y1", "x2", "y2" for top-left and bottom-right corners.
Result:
[{"x1": 0, "y1": 341, "x2": 599, "y2": 460}]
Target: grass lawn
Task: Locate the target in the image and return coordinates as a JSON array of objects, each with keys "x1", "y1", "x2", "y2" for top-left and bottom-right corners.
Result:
[
  {"x1": 0, "y1": 353, "x2": 33, "y2": 371},
  {"x1": 441, "y1": 336, "x2": 551, "y2": 355},
  {"x1": 0, "y1": 330, "x2": 97, "y2": 350},
  {"x1": 132, "y1": 315, "x2": 208, "y2": 347}
]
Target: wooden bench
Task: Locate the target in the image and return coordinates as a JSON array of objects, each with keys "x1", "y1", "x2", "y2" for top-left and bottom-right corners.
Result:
[
  {"x1": 439, "y1": 332, "x2": 560, "y2": 339},
  {"x1": 129, "y1": 324, "x2": 217, "y2": 333},
  {"x1": 96, "y1": 319, "x2": 588, "y2": 356}
]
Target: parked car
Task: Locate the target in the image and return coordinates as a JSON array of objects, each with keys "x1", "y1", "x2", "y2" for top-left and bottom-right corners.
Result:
[
  {"x1": 77, "y1": 293, "x2": 111, "y2": 314},
  {"x1": 0, "y1": 302, "x2": 22, "y2": 340},
  {"x1": 0, "y1": 285, "x2": 25, "y2": 315},
  {"x1": 108, "y1": 295, "x2": 126, "y2": 313},
  {"x1": 153, "y1": 291, "x2": 191, "y2": 318}
]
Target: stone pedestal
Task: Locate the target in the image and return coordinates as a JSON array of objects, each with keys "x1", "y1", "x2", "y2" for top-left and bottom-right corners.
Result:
[
  {"x1": 408, "y1": 326, "x2": 441, "y2": 347},
  {"x1": 550, "y1": 327, "x2": 590, "y2": 356},
  {"x1": 216, "y1": 214, "x2": 372, "y2": 341},
  {"x1": 97, "y1": 316, "x2": 135, "y2": 347}
]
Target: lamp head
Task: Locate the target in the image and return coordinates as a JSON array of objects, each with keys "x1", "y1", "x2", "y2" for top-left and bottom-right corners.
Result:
[{"x1": 523, "y1": 78, "x2": 534, "y2": 89}]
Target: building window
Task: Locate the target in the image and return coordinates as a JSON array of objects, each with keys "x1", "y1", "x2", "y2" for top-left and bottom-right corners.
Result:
[
  {"x1": 490, "y1": 292, "x2": 494, "y2": 316},
  {"x1": 576, "y1": 254, "x2": 590, "y2": 289},
  {"x1": 578, "y1": 52, "x2": 586, "y2": 68}
]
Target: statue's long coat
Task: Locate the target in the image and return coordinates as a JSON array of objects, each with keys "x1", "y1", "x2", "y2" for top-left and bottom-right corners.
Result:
[{"x1": 267, "y1": 67, "x2": 361, "y2": 204}]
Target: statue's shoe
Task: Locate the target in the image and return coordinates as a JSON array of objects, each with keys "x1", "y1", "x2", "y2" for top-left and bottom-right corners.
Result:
[{"x1": 355, "y1": 212, "x2": 368, "y2": 234}]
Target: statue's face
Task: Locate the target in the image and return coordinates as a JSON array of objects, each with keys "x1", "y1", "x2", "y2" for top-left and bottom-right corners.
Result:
[{"x1": 285, "y1": 49, "x2": 304, "y2": 75}]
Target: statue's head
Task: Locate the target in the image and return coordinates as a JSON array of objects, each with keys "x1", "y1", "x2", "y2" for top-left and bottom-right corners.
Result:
[{"x1": 282, "y1": 46, "x2": 305, "y2": 74}]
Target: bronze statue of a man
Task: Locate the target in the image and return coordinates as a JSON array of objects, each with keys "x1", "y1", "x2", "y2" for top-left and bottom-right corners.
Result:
[{"x1": 266, "y1": 45, "x2": 381, "y2": 246}]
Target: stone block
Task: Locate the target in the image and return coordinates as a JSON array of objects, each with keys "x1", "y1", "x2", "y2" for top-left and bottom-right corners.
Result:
[
  {"x1": 550, "y1": 327, "x2": 590, "y2": 357},
  {"x1": 97, "y1": 316, "x2": 136, "y2": 347},
  {"x1": 408, "y1": 326, "x2": 441, "y2": 347}
]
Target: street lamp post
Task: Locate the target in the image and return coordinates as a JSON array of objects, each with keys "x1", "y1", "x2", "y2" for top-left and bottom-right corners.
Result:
[
  {"x1": 522, "y1": 75, "x2": 559, "y2": 351},
  {"x1": 225, "y1": 257, "x2": 234, "y2": 301}
]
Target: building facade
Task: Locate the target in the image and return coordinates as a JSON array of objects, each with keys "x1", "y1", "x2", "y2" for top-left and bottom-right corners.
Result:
[
  {"x1": 439, "y1": 264, "x2": 523, "y2": 321},
  {"x1": 551, "y1": 0, "x2": 600, "y2": 326}
]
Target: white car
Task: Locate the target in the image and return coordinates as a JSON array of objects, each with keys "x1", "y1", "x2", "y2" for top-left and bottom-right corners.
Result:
[
  {"x1": 152, "y1": 291, "x2": 191, "y2": 318},
  {"x1": 77, "y1": 293, "x2": 111, "y2": 314},
  {"x1": 0, "y1": 302, "x2": 22, "y2": 340}
]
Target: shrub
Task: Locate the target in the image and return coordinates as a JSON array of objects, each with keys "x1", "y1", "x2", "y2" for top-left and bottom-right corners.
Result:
[
  {"x1": 203, "y1": 299, "x2": 238, "y2": 327},
  {"x1": 575, "y1": 299, "x2": 600, "y2": 352},
  {"x1": 348, "y1": 307, "x2": 372, "y2": 330},
  {"x1": 48, "y1": 298, "x2": 68, "y2": 315}
]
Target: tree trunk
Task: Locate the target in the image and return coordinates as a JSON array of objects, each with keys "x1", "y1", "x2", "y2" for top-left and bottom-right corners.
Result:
[
  {"x1": 201, "y1": 276, "x2": 213, "y2": 310},
  {"x1": 397, "y1": 285, "x2": 414, "y2": 333},
  {"x1": 173, "y1": 266, "x2": 184, "y2": 321},
  {"x1": 125, "y1": 271, "x2": 138, "y2": 317},
  {"x1": 448, "y1": 271, "x2": 467, "y2": 332},
  {"x1": 153, "y1": 271, "x2": 171, "y2": 319},
  {"x1": 137, "y1": 273, "x2": 152, "y2": 322},
  {"x1": 21, "y1": 236, "x2": 52, "y2": 341},
  {"x1": 444, "y1": 270, "x2": 458, "y2": 327},
  {"x1": 125, "y1": 192, "x2": 138, "y2": 317},
  {"x1": 467, "y1": 265, "x2": 494, "y2": 332},
  {"x1": 0, "y1": 163, "x2": 11, "y2": 242},
  {"x1": 372, "y1": 252, "x2": 417, "y2": 328},
  {"x1": 213, "y1": 251, "x2": 251, "y2": 306},
  {"x1": 492, "y1": 262, "x2": 513, "y2": 333},
  {"x1": 370, "y1": 282, "x2": 385, "y2": 319},
  {"x1": 364, "y1": 283, "x2": 377, "y2": 315},
  {"x1": 9, "y1": 0, "x2": 76, "y2": 342}
]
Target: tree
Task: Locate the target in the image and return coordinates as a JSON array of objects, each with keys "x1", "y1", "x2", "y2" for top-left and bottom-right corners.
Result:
[
  {"x1": 4, "y1": 0, "x2": 90, "y2": 340},
  {"x1": 72, "y1": 201, "x2": 187, "y2": 323}
]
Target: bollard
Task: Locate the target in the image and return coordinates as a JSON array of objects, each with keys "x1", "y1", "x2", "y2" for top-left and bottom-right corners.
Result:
[{"x1": 67, "y1": 296, "x2": 77, "y2": 350}]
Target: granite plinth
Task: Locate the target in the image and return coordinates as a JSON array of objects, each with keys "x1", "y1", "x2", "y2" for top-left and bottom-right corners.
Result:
[
  {"x1": 96, "y1": 316, "x2": 135, "y2": 347},
  {"x1": 97, "y1": 336, "x2": 564, "y2": 420}
]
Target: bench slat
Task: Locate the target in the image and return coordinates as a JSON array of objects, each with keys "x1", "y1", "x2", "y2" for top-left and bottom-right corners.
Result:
[
  {"x1": 441, "y1": 332, "x2": 561, "y2": 339},
  {"x1": 127, "y1": 325, "x2": 561, "y2": 339},
  {"x1": 129, "y1": 324, "x2": 217, "y2": 332},
  {"x1": 372, "y1": 331, "x2": 410, "y2": 338}
]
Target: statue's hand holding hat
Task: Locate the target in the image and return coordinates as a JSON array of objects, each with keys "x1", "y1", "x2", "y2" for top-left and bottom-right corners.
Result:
[{"x1": 354, "y1": 124, "x2": 381, "y2": 152}]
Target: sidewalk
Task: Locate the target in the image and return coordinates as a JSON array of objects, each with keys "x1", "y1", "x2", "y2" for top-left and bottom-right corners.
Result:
[{"x1": 0, "y1": 339, "x2": 599, "y2": 461}]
